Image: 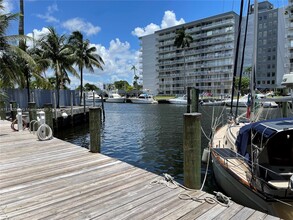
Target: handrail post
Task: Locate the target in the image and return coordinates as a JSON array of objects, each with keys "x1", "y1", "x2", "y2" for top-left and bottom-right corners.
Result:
[{"x1": 17, "y1": 108, "x2": 23, "y2": 131}]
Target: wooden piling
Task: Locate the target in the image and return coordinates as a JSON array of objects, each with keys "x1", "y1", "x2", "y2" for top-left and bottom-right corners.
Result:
[
  {"x1": 187, "y1": 88, "x2": 199, "y2": 113},
  {"x1": 101, "y1": 94, "x2": 105, "y2": 121},
  {"x1": 28, "y1": 102, "x2": 37, "y2": 122},
  {"x1": 70, "y1": 92, "x2": 74, "y2": 125},
  {"x1": 83, "y1": 92, "x2": 86, "y2": 121},
  {"x1": 89, "y1": 107, "x2": 101, "y2": 153},
  {"x1": 183, "y1": 113, "x2": 201, "y2": 189},
  {"x1": 282, "y1": 102, "x2": 288, "y2": 118},
  {"x1": 0, "y1": 99, "x2": 6, "y2": 120},
  {"x1": 190, "y1": 88, "x2": 199, "y2": 113},
  {"x1": 10, "y1": 101, "x2": 17, "y2": 121},
  {"x1": 44, "y1": 103, "x2": 54, "y2": 132}
]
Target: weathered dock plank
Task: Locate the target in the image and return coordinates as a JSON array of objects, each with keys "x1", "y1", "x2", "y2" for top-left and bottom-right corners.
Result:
[{"x1": 0, "y1": 120, "x2": 280, "y2": 220}]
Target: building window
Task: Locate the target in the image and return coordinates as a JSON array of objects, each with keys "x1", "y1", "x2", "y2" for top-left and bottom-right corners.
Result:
[{"x1": 267, "y1": 81, "x2": 270, "y2": 84}]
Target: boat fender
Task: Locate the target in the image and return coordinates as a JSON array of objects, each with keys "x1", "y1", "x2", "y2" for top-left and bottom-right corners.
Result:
[
  {"x1": 290, "y1": 175, "x2": 293, "y2": 191},
  {"x1": 201, "y1": 148, "x2": 210, "y2": 163}
]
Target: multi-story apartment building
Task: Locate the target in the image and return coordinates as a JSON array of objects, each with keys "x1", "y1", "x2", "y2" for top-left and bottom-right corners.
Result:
[
  {"x1": 250, "y1": 1, "x2": 286, "y2": 90},
  {"x1": 285, "y1": 0, "x2": 293, "y2": 74},
  {"x1": 155, "y1": 12, "x2": 239, "y2": 96},
  {"x1": 139, "y1": 1, "x2": 286, "y2": 96},
  {"x1": 140, "y1": 12, "x2": 239, "y2": 96},
  {"x1": 139, "y1": 34, "x2": 157, "y2": 94}
]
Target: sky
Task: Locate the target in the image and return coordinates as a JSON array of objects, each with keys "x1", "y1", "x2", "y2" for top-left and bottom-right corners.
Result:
[{"x1": 3, "y1": 0, "x2": 288, "y2": 90}]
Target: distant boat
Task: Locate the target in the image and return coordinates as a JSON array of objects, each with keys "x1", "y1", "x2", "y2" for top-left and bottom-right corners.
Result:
[
  {"x1": 168, "y1": 95, "x2": 187, "y2": 105},
  {"x1": 130, "y1": 94, "x2": 158, "y2": 104},
  {"x1": 282, "y1": 73, "x2": 293, "y2": 88},
  {"x1": 106, "y1": 91, "x2": 125, "y2": 103},
  {"x1": 201, "y1": 99, "x2": 226, "y2": 106},
  {"x1": 225, "y1": 94, "x2": 278, "y2": 108},
  {"x1": 86, "y1": 91, "x2": 105, "y2": 102}
]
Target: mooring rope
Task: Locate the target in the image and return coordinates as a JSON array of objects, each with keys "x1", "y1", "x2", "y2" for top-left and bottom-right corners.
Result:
[{"x1": 150, "y1": 173, "x2": 231, "y2": 207}]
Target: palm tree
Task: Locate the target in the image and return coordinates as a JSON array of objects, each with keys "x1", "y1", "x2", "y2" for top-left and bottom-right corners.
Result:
[
  {"x1": 38, "y1": 27, "x2": 79, "y2": 107},
  {"x1": 18, "y1": 0, "x2": 32, "y2": 102},
  {"x1": 68, "y1": 31, "x2": 104, "y2": 105},
  {"x1": 173, "y1": 27, "x2": 193, "y2": 94},
  {"x1": 131, "y1": 65, "x2": 139, "y2": 91},
  {"x1": 0, "y1": 0, "x2": 26, "y2": 87}
]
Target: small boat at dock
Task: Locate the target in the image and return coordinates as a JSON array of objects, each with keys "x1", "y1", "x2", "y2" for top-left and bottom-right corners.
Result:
[
  {"x1": 168, "y1": 95, "x2": 187, "y2": 105},
  {"x1": 130, "y1": 93, "x2": 158, "y2": 104},
  {"x1": 106, "y1": 91, "x2": 125, "y2": 103}
]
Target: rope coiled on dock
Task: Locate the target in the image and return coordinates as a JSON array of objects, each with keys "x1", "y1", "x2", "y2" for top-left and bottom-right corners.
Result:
[{"x1": 150, "y1": 173, "x2": 231, "y2": 207}]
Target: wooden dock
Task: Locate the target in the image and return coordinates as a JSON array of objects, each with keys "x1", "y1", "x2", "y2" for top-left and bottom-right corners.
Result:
[{"x1": 0, "y1": 120, "x2": 280, "y2": 219}]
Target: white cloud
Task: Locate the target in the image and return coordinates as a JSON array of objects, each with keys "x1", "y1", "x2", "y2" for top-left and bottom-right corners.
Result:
[
  {"x1": 26, "y1": 27, "x2": 50, "y2": 48},
  {"x1": 2, "y1": 0, "x2": 14, "y2": 13},
  {"x1": 80, "y1": 38, "x2": 139, "y2": 86},
  {"x1": 161, "y1": 10, "x2": 185, "y2": 29},
  {"x1": 62, "y1": 18, "x2": 101, "y2": 36},
  {"x1": 132, "y1": 10, "x2": 185, "y2": 37},
  {"x1": 36, "y1": 3, "x2": 59, "y2": 23}
]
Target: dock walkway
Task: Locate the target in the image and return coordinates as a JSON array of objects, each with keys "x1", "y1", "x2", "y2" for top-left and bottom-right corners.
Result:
[{"x1": 0, "y1": 120, "x2": 279, "y2": 219}]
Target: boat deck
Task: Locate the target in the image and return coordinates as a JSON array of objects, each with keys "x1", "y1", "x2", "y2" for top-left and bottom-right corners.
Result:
[{"x1": 0, "y1": 120, "x2": 280, "y2": 219}]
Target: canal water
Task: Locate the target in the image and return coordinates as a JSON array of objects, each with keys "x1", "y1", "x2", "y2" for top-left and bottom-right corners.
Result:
[{"x1": 55, "y1": 103, "x2": 290, "y2": 193}]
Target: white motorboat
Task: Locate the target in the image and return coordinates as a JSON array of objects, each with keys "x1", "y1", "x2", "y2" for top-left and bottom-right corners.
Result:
[
  {"x1": 211, "y1": 118, "x2": 293, "y2": 219},
  {"x1": 130, "y1": 94, "x2": 158, "y2": 104},
  {"x1": 282, "y1": 73, "x2": 293, "y2": 88},
  {"x1": 86, "y1": 91, "x2": 105, "y2": 103},
  {"x1": 168, "y1": 95, "x2": 187, "y2": 105},
  {"x1": 226, "y1": 94, "x2": 278, "y2": 108},
  {"x1": 106, "y1": 92, "x2": 125, "y2": 103},
  {"x1": 200, "y1": 99, "x2": 226, "y2": 106}
]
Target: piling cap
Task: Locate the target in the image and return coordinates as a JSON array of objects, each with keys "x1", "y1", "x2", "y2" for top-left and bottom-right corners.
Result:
[{"x1": 184, "y1": 113, "x2": 202, "y2": 118}]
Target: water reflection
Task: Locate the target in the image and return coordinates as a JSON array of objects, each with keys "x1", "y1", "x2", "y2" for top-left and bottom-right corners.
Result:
[{"x1": 55, "y1": 103, "x2": 291, "y2": 192}]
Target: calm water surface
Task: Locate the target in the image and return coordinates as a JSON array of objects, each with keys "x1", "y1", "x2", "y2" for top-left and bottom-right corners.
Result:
[{"x1": 55, "y1": 103, "x2": 289, "y2": 192}]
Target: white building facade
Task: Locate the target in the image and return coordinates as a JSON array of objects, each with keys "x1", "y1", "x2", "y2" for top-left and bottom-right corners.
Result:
[
  {"x1": 139, "y1": 1, "x2": 287, "y2": 96},
  {"x1": 285, "y1": 0, "x2": 293, "y2": 74}
]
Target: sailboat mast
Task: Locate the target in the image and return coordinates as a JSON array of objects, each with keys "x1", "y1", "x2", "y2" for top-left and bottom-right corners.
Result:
[
  {"x1": 250, "y1": 0, "x2": 258, "y2": 121},
  {"x1": 230, "y1": 0, "x2": 245, "y2": 117}
]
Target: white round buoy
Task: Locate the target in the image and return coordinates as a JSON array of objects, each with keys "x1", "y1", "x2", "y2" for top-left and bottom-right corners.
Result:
[
  {"x1": 61, "y1": 112, "x2": 68, "y2": 119},
  {"x1": 201, "y1": 148, "x2": 210, "y2": 163}
]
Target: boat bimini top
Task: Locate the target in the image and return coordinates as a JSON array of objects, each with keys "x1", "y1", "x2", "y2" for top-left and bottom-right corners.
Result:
[{"x1": 235, "y1": 118, "x2": 293, "y2": 158}]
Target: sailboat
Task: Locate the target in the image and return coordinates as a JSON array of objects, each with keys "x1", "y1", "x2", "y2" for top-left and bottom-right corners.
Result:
[{"x1": 210, "y1": 1, "x2": 293, "y2": 219}]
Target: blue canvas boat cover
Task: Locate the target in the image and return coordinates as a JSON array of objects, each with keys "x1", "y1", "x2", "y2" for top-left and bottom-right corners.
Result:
[{"x1": 235, "y1": 118, "x2": 293, "y2": 156}]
